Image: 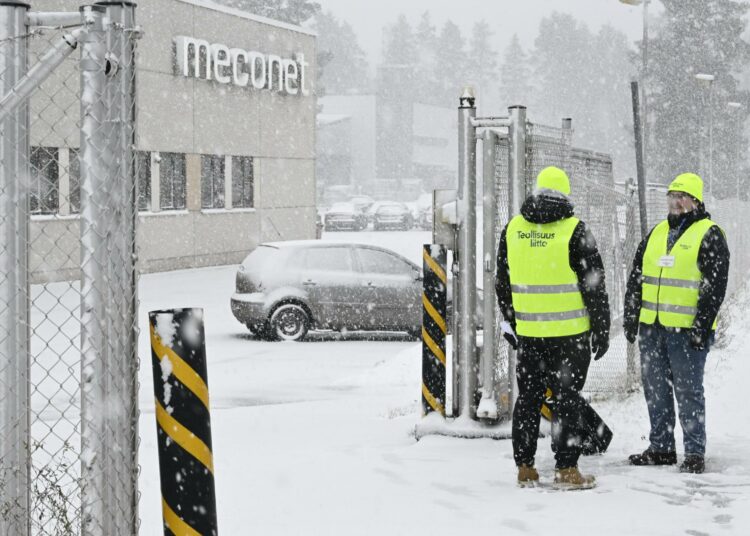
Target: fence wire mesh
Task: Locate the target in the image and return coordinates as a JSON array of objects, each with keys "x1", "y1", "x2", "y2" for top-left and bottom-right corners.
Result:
[
  {"x1": 1, "y1": 5, "x2": 139, "y2": 535},
  {"x1": 643, "y1": 183, "x2": 750, "y2": 342},
  {"x1": 493, "y1": 122, "x2": 639, "y2": 397}
]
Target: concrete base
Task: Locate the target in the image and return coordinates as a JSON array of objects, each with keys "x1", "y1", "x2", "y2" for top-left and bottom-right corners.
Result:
[{"x1": 414, "y1": 414, "x2": 513, "y2": 441}]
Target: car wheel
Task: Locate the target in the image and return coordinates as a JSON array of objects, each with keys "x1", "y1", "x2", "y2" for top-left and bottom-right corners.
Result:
[{"x1": 270, "y1": 303, "x2": 309, "y2": 341}]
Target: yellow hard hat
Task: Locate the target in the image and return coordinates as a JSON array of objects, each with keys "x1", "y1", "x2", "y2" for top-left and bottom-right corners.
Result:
[
  {"x1": 668, "y1": 173, "x2": 703, "y2": 203},
  {"x1": 536, "y1": 166, "x2": 571, "y2": 196}
]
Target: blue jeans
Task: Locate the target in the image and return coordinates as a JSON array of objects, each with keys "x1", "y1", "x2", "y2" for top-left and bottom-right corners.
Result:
[{"x1": 639, "y1": 324, "x2": 711, "y2": 456}]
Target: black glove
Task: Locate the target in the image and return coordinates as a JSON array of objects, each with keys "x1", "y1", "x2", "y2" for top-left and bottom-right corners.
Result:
[
  {"x1": 591, "y1": 331, "x2": 609, "y2": 360},
  {"x1": 624, "y1": 323, "x2": 638, "y2": 344},
  {"x1": 500, "y1": 321, "x2": 518, "y2": 350},
  {"x1": 689, "y1": 326, "x2": 710, "y2": 351},
  {"x1": 503, "y1": 331, "x2": 518, "y2": 350}
]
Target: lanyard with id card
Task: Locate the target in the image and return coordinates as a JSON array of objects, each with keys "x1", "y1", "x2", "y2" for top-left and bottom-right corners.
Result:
[{"x1": 658, "y1": 255, "x2": 675, "y2": 268}]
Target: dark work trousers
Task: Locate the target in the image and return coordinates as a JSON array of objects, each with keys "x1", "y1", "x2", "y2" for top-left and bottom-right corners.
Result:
[{"x1": 512, "y1": 332, "x2": 592, "y2": 469}]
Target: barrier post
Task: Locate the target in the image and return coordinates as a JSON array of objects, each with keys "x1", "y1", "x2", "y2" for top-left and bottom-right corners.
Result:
[
  {"x1": 149, "y1": 309, "x2": 218, "y2": 536},
  {"x1": 421, "y1": 245, "x2": 448, "y2": 416}
]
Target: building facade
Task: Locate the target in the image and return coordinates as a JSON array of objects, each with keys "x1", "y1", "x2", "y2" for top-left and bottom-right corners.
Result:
[{"x1": 29, "y1": 0, "x2": 317, "y2": 280}]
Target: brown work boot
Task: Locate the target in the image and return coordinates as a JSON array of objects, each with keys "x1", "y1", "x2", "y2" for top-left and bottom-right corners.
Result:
[
  {"x1": 553, "y1": 467, "x2": 596, "y2": 490},
  {"x1": 517, "y1": 464, "x2": 540, "y2": 488}
]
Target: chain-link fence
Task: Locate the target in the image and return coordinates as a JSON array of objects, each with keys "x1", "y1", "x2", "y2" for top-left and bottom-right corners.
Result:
[
  {"x1": 1, "y1": 4, "x2": 139, "y2": 535},
  {"x1": 492, "y1": 121, "x2": 639, "y2": 397},
  {"x1": 642, "y1": 182, "x2": 750, "y2": 342}
]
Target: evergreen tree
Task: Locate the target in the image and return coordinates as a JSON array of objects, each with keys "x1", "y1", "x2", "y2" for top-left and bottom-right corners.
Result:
[
  {"x1": 467, "y1": 21, "x2": 498, "y2": 111},
  {"x1": 433, "y1": 21, "x2": 467, "y2": 107},
  {"x1": 532, "y1": 13, "x2": 596, "y2": 139},
  {"x1": 414, "y1": 12, "x2": 438, "y2": 103},
  {"x1": 646, "y1": 0, "x2": 750, "y2": 198},
  {"x1": 499, "y1": 34, "x2": 532, "y2": 109},
  {"x1": 312, "y1": 11, "x2": 370, "y2": 95}
]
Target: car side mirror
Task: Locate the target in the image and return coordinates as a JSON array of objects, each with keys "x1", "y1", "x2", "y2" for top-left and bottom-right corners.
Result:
[{"x1": 414, "y1": 272, "x2": 423, "y2": 282}]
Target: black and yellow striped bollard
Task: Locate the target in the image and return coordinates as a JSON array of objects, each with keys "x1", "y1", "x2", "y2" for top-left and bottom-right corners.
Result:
[
  {"x1": 421, "y1": 244, "x2": 448, "y2": 416},
  {"x1": 149, "y1": 308, "x2": 218, "y2": 536}
]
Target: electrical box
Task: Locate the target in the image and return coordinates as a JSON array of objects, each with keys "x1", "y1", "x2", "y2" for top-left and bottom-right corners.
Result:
[{"x1": 432, "y1": 189, "x2": 458, "y2": 250}]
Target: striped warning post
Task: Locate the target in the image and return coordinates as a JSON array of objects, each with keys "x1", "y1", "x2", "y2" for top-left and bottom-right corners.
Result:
[
  {"x1": 149, "y1": 308, "x2": 218, "y2": 536},
  {"x1": 422, "y1": 244, "x2": 448, "y2": 416}
]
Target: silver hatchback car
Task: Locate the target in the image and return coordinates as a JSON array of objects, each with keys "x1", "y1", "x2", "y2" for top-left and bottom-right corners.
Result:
[{"x1": 230, "y1": 241, "x2": 424, "y2": 341}]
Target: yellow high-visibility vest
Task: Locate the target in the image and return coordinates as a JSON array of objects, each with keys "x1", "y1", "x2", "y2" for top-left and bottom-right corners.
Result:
[
  {"x1": 639, "y1": 218, "x2": 720, "y2": 329},
  {"x1": 506, "y1": 215, "x2": 590, "y2": 338}
]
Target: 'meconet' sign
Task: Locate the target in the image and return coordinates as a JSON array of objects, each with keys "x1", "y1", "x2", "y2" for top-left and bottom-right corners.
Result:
[{"x1": 174, "y1": 35, "x2": 310, "y2": 96}]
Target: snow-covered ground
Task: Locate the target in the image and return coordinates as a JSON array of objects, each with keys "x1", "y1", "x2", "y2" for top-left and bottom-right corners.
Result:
[{"x1": 136, "y1": 231, "x2": 750, "y2": 535}]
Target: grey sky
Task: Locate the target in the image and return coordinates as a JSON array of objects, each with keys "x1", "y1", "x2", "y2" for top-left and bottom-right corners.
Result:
[{"x1": 316, "y1": 0, "x2": 662, "y2": 62}]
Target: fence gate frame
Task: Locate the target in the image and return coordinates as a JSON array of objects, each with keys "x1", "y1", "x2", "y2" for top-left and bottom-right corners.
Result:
[
  {"x1": 420, "y1": 87, "x2": 639, "y2": 439},
  {"x1": 0, "y1": 2, "x2": 140, "y2": 534}
]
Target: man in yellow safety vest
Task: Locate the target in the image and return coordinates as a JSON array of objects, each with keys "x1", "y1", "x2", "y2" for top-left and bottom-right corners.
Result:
[
  {"x1": 624, "y1": 173, "x2": 730, "y2": 474},
  {"x1": 496, "y1": 166, "x2": 611, "y2": 490}
]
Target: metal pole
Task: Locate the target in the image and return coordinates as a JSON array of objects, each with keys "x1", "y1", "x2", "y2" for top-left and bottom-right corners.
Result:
[
  {"x1": 507, "y1": 106, "x2": 526, "y2": 413},
  {"x1": 0, "y1": 4, "x2": 31, "y2": 535},
  {"x1": 478, "y1": 129, "x2": 499, "y2": 420},
  {"x1": 631, "y1": 81, "x2": 649, "y2": 237},
  {"x1": 642, "y1": 0, "x2": 649, "y2": 172},
  {"x1": 625, "y1": 177, "x2": 639, "y2": 391},
  {"x1": 79, "y1": 5, "x2": 113, "y2": 534},
  {"x1": 97, "y1": 2, "x2": 139, "y2": 533},
  {"x1": 709, "y1": 81, "x2": 714, "y2": 197},
  {"x1": 457, "y1": 87, "x2": 477, "y2": 420},
  {"x1": 0, "y1": 28, "x2": 80, "y2": 124}
]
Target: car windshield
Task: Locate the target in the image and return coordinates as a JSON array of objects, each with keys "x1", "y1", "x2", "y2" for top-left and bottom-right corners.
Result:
[
  {"x1": 377, "y1": 204, "x2": 403, "y2": 214},
  {"x1": 329, "y1": 202, "x2": 356, "y2": 212}
]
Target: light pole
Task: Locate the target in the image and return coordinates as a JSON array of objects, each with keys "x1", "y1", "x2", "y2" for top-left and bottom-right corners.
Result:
[
  {"x1": 620, "y1": 0, "x2": 650, "y2": 168},
  {"x1": 728, "y1": 101, "x2": 743, "y2": 199},
  {"x1": 696, "y1": 73, "x2": 715, "y2": 196}
]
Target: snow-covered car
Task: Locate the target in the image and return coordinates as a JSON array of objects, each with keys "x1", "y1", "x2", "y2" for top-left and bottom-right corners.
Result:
[
  {"x1": 231, "y1": 241, "x2": 423, "y2": 341},
  {"x1": 230, "y1": 240, "x2": 484, "y2": 342},
  {"x1": 349, "y1": 195, "x2": 375, "y2": 213},
  {"x1": 324, "y1": 202, "x2": 367, "y2": 231},
  {"x1": 372, "y1": 202, "x2": 414, "y2": 231}
]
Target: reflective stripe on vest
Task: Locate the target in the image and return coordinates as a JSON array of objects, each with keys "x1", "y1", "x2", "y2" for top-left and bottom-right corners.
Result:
[
  {"x1": 639, "y1": 218, "x2": 720, "y2": 329},
  {"x1": 506, "y1": 215, "x2": 590, "y2": 338}
]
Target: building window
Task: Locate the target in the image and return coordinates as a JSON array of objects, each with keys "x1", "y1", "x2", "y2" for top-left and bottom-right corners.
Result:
[
  {"x1": 159, "y1": 152, "x2": 186, "y2": 210},
  {"x1": 30, "y1": 146, "x2": 59, "y2": 215},
  {"x1": 232, "y1": 156, "x2": 254, "y2": 208},
  {"x1": 69, "y1": 148, "x2": 80, "y2": 214},
  {"x1": 136, "y1": 151, "x2": 151, "y2": 211},
  {"x1": 201, "y1": 154, "x2": 225, "y2": 209}
]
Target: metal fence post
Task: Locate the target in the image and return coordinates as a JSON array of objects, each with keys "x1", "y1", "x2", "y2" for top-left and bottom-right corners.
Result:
[
  {"x1": 0, "y1": 3, "x2": 31, "y2": 534},
  {"x1": 79, "y1": 5, "x2": 130, "y2": 534},
  {"x1": 457, "y1": 87, "x2": 478, "y2": 419},
  {"x1": 478, "y1": 129, "x2": 500, "y2": 420},
  {"x1": 625, "y1": 177, "x2": 640, "y2": 391},
  {"x1": 507, "y1": 106, "x2": 526, "y2": 414},
  {"x1": 97, "y1": 2, "x2": 140, "y2": 533}
]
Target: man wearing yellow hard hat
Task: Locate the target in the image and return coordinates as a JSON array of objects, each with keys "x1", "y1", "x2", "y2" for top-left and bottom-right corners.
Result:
[
  {"x1": 495, "y1": 166, "x2": 611, "y2": 490},
  {"x1": 624, "y1": 173, "x2": 730, "y2": 474}
]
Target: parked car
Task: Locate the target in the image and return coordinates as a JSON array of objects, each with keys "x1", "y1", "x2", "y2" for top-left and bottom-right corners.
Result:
[
  {"x1": 414, "y1": 193, "x2": 433, "y2": 230},
  {"x1": 230, "y1": 241, "x2": 482, "y2": 341},
  {"x1": 349, "y1": 195, "x2": 375, "y2": 214},
  {"x1": 372, "y1": 202, "x2": 414, "y2": 231},
  {"x1": 324, "y1": 202, "x2": 367, "y2": 231}
]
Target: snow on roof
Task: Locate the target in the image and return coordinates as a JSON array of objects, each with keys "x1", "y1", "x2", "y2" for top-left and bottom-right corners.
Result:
[{"x1": 175, "y1": 0, "x2": 317, "y2": 37}]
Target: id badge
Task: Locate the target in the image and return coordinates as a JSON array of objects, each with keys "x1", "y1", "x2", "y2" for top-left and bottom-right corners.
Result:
[{"x1": 658, "y1": 255, "x2": 675, "y2": 268}]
